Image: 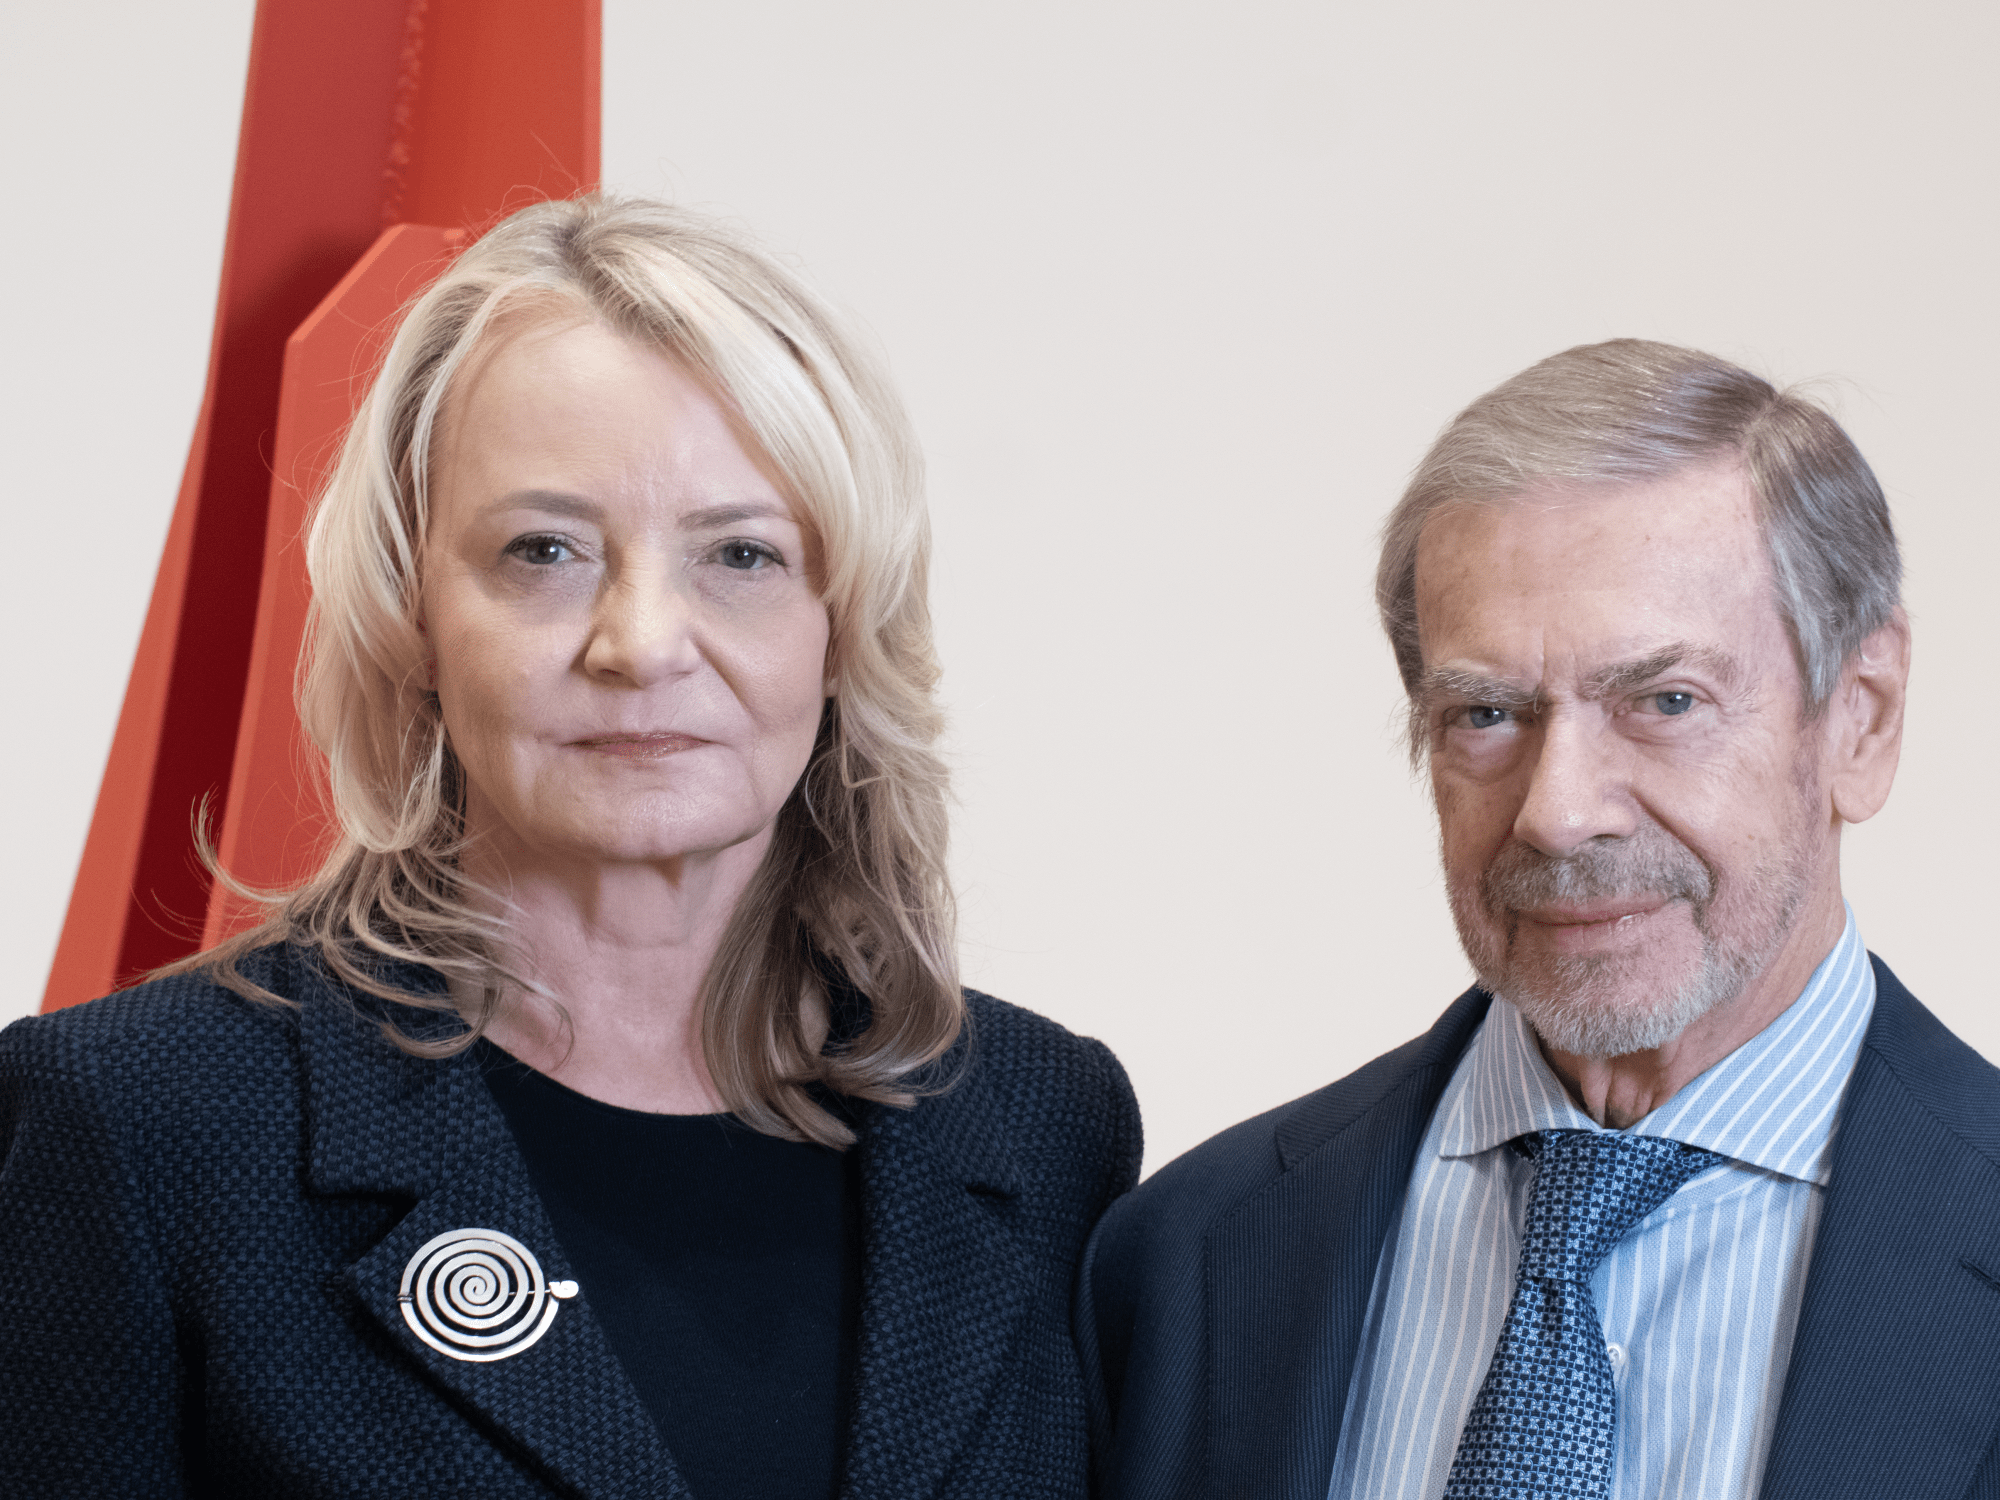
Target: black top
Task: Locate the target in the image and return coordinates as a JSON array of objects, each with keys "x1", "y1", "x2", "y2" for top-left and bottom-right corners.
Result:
[{"x1": 477, "y1": 1041, "x2": 861, "y2": 1500}]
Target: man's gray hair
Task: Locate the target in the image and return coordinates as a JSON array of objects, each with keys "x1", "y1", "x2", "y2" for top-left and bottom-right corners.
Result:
[{"x1": 1377, "y1": 338, "x2": 1901, "y2": 733}]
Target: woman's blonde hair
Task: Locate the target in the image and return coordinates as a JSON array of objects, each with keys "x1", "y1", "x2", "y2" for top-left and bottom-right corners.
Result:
[{"x1": 195, "y1": 194, "x2": 961, "y2": 1147}]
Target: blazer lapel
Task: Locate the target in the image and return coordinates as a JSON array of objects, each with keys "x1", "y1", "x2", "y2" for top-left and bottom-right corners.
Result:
[
  {"x1": 1206, "y1": 990, "x2": 1490, "y2": 1500},
  {"x1": 298, "y1": 966, "x2": 680, "y2": 1500},
  {"x1": 1760, "y1": 959, "x2": 2000, "y2": 1500},
  {"x1": 842, "y1": 1051, "x2": 1032, "y2": 1500}
]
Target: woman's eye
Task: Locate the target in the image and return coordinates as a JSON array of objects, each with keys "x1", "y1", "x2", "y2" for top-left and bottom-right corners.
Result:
[
  {"x1": 717, "y1": 540, "x2": 778, "y2": 571},
  {"x1": 1651, "y1": 691, "x2": 1695, "y2": 717},
  {"x1": 1465, "y1": 705, "x2": 1510, "y2": 730},
  {"x1": 509, "y1": 535, "x2": 572, "y2": 566}
]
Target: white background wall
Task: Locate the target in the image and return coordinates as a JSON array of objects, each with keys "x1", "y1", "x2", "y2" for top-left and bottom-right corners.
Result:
[{"x1": 9, "y1": 1, "x2": 1997, "y2": 1172}]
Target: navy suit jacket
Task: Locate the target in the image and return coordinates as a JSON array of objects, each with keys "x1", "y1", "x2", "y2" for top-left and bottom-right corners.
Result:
[
  {"x1": 1079, "y1": 956, "x2": 2000, "y2": 1500},
  {"x1": 0, "y1": 944, "x2": 1141, "y2": 1498}
]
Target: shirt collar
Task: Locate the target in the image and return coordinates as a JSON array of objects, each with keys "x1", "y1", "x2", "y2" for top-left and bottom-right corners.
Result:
[{"x1": 1436, "y1": 906, "x2": 1875, "y2": 1185}]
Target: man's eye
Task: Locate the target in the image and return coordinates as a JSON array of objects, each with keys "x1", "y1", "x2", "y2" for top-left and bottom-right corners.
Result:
[
  {"x1": 1465, "y1": 705, "x2": 1510, "y2": 730},
  {"x1": 717, "y1": 540, "x2": 777, "y2": 571},
  {"x1": 509, "y1": 536, "x2": 572, "y2": 566},
  {"x1": 1652, "y1": 691, "x2": 1695, "y2": 716}
]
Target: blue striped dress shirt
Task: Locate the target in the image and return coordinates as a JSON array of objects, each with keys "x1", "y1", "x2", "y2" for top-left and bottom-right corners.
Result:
[{"x1": 1326, "y1": 908, "x2": 1876, "y2": 1500}]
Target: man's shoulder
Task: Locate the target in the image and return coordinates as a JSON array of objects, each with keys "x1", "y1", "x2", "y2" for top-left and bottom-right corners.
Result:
[
  {"x1": 1093, "y1": 987, "x2": 1490, "y2": 1269},
  {"x1": 1864, "y1": 953, "x2": 2000, "y2": 1167}
]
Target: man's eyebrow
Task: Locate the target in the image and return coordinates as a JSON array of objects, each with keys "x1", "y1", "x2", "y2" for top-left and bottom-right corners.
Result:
[
  {"x1": 1417, "y1": 668, "x2": 1539, "y2": 710},
  {"x1": 1416, "y1": 645, "x2": 1746, "y2": 710},
  {"x1": 1582, "y1": 644, "x2": 1745, "y2": 700}
]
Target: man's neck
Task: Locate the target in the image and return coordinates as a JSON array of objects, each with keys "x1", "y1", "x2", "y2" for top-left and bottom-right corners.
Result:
[{"x1": 1539, "y1": 888, "x2": 1848, "y2": 1129}]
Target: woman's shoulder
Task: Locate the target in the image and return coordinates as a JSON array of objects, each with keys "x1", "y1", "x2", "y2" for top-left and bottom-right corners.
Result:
[
  {"x1": 0, "y1": 948, "x2": 348, "y2": 1226},
  {"x1": 952, "y1": 988, "x2": 1141, "y2": 1180},
  {"x1": 0, "y1": 944, "x2": 332, "y2": 1121},
  {"x1": 8, "y1": 944, "x2": 296, "y2": 1048},
  {"x1": 959, "y1": 987, "x2": 1127, "y2": 1092}
]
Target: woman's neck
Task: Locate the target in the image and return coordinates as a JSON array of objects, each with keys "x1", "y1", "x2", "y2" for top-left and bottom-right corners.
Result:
[{"x1": 457, "y1": 828, "x2": 775, "y2": 1113}]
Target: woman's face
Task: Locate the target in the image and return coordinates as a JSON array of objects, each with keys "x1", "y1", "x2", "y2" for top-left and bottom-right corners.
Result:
[{"x1": 423, "y1": 315, "x2": 831, "y2": 872}]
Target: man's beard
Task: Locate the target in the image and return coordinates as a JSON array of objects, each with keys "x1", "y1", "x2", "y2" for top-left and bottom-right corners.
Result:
[{"x1": 1446, "y1": 823, "x2": 1812, "y2": 1059}]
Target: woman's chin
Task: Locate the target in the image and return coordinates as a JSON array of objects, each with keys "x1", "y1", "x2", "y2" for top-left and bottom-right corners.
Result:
[{"x1": 508, "y1": 816, "x2": 779, "y2": 871}]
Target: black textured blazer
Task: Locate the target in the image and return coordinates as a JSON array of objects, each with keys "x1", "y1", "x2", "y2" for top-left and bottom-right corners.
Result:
[{"x1": 0, "y1": 944, "x2": 1140, "y2": 1499}]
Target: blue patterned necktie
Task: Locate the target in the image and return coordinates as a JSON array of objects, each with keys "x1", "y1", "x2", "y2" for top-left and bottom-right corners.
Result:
[{"x1": 1443, "y1": 1129, "x2": 1721, "y2": 1499}]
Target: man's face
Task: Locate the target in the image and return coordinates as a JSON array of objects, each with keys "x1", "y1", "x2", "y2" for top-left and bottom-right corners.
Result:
[{"x1": 1413, "y1": 462, "x2": 1836, "y2": 1058}]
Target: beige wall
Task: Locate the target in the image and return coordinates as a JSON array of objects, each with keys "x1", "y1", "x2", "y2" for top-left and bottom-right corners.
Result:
[
  {"x1": 11, "y1": 1, "x2": 1997, "y2": 1172},
  {"x1": 1, "y1": 1, "x2": 256, "y2": 1026}
]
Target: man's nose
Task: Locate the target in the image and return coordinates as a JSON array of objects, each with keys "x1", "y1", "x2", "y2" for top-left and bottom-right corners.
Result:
[
  {"x1": 1512, "y1": 708, "x2": 1637, "y2": 857},
  {"x1": 582, "y1": 570, "x2": 702, "y2": 685}
]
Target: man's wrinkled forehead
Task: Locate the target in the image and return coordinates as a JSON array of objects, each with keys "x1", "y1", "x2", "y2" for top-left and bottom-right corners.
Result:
[{"x1": 1409, "y1": 466, "x2": 1791, "y2": 689}]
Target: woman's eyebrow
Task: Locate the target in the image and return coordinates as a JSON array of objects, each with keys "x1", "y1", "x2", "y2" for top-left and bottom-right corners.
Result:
[
  {"x1": 478, "y1": 494, "x2": 793, "y2": 529},
  {"x1": 484, "y1": 488, "x2": 602, "y2": 522},
  {"x1": 679, "y1": 502, "x2": 793, "y2": 528}
]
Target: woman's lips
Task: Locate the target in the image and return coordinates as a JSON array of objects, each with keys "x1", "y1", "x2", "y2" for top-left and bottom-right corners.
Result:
[{"x1": 568, "y1": 732, "x2": 706, "y2": 759}]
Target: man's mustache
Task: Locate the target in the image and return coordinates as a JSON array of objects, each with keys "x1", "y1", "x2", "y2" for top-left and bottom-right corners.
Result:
[{"x1": 1480, "y1": 830, "x2": 1716, "y2": 913}]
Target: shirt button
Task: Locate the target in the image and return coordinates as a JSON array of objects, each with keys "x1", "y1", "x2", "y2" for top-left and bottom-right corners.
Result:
[{"x1": 1606, "y1": 1343, "x2": 1628, "y2": 1374}]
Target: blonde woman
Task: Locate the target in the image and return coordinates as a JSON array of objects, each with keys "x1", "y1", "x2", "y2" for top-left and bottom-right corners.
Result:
[{"x1": 0, "y1": 197, "x2": 1139, "y2": 1499}]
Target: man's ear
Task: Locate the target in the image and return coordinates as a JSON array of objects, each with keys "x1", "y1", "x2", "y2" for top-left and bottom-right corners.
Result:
[{"x1": 1825, "y1": 609, "x2": 1910, "y2": 825}]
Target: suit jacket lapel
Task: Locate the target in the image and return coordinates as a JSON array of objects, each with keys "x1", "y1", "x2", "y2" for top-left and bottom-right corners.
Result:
[
  {"x1": 1760, "y1": 959, "x2": 2000, "y2": 1500},
  {"x1": 1207, "y1": 990, "x2": 1491, "y2": 1500},
  {"x1": 842, "y1": 1047, "x2": 1032, "y2": 1500},
  {"x1": 298, "y1": 962, "x2": 681, "y2": 1500}
]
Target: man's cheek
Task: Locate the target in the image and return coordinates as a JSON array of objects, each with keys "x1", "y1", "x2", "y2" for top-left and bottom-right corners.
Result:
[{"x1": 1433, "y1": 777, "x2": 1512, "y2": 863}]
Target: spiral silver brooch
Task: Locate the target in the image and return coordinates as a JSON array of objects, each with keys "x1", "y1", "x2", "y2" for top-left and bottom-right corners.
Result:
[{"x1": 397, "y1": 1228, "x2": 579, "y2": 1363}]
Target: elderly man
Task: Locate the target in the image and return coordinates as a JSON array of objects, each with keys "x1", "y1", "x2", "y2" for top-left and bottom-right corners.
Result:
[{"x1": 1080, "y1": 340, "x2": 2000, "y2": 1500}]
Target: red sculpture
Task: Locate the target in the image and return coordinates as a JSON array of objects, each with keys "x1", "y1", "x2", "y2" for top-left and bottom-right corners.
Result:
[{"x1": 44, "y1": 0, "x2": 599, "y2": 1010}]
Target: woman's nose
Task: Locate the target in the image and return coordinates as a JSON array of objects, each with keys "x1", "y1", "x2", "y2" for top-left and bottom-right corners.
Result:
[
  {"x1": 1511, "y1": 709, "x2": 1637, "y2": 857},
  {"x1": 582, "y1": 571, "x2": 702, "y2": 686}
]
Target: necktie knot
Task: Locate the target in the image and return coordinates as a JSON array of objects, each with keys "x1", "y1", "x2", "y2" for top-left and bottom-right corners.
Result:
[{"x1": 1516, "y1": 1129, "x2": 1720, "y2": 1284}]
